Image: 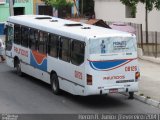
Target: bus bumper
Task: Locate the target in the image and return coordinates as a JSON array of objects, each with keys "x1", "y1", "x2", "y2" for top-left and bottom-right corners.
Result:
[{"x1": 84, "y1": 82, "x2": 138, "y2": 96}]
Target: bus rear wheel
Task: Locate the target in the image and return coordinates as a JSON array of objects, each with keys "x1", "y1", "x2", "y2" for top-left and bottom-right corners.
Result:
[
  {"x1": 50, "y1": 73, "x2": 60, "y2": 95},
  {"x1": 128, "y1": 92, "x2": 134, "y2": 99},
  {"x1": 15, "y1": 59, "x2": 23, "y2": 76}
]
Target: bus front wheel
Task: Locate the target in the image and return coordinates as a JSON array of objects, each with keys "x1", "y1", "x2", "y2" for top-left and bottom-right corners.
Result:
[{"x1": 50, "y1": 73, "x2": 60, "y2": 95}]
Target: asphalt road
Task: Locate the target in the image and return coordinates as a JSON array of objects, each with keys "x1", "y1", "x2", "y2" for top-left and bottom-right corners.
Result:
[{"x1": 0, "y1": 62, "x2": 160, "y2": 114}]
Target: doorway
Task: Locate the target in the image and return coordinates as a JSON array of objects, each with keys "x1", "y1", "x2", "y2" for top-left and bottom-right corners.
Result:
[{"x1": 38, "y1": 6, "x2": 53, "y2": 16}]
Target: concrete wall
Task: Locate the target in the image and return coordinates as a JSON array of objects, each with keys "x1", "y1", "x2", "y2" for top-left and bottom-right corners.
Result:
[
  {"x1": 0, "y1": 6, "x2": 10, "y2": 22},
  {"x1": 33, "y1": 0, "x2": 79, "y2": 16},
  {"x1": 0, "y1": 0, "x2": 33, "y2": 22},
  {"x1": 94, "y1": 0, "x2": 160, "y2": 32}
]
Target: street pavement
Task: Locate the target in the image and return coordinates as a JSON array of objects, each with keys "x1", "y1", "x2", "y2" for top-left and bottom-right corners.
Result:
[
  {"x1": 0, "y1": 61, "x2": 160, "y2": 114},
  {"x1": 137, "y1": 59, "x2": 160, "y2": 102}
]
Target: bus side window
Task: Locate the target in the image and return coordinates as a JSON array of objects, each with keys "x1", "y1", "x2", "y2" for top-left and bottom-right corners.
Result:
[
  {"x1": 48, "y1": 34, "x2": 59, "y2": 58},
  {"x1": 38, "y1": 31, "x2": 48, "y2": 54},
  {"x1": 6, "y1": 25, "x2": 14, "y2": 51},
  {"x1": 21, "y1": 27, "x2": 29, "y2": 47},
  {"x1": 71, "y1": 40, "x2": 85, "y2": 65},
  {"x1": 29, "y1": 29, "x2": 38, "y2": 51},
  {"x1": 59, "y1": 37, "x2": 70, "y2": 62},
  {"x1": 14, "y1": 24, "x2": 21, "y2": 45}
]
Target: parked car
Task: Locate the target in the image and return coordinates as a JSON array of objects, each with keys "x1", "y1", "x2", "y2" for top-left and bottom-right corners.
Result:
[{"x1": 0, "y1": 38, "x2": 5, "y2": 61}]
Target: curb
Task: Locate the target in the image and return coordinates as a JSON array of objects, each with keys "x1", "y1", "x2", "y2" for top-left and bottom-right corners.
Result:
[
  {"x1": 139, "y1": 56, "x2": 160, "y2": 64},
  {"x1": 122, "y1": 93, "x2": 160, "y2": 109},
  {"x1": 138, "y1": 48, "x2": 160, "y2": 64},
  {"x1": 134, "y1": 94, "x2": 160, "y2": 108}
]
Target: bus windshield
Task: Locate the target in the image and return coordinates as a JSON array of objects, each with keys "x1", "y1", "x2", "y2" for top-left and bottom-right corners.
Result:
[{"x1": 89, "y1": 37, "x2": 137, "y2": 54}]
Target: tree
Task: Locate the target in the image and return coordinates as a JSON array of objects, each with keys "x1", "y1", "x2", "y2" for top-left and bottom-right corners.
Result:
[
  {"x1": 41, "y1": 0, "x2": 74, "y2": 18},
  {"x1": 120, "y1": 0, "x2": 160, "y2": 43},
  {"x1": 120, "y1": 0, "x2": 139, "y2": 18},
  {"x1": 42, "y1": 0, "x2": 73, "y2": 9}
]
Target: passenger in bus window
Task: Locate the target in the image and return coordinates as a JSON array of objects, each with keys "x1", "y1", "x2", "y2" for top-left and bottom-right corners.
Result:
[{"x1": 100, "y1": 40, "x2": 106, "y2": 53}]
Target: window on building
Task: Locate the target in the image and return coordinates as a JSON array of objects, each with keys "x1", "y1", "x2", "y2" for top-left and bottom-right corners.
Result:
[
  {"x1": 71, "y1": 40, "x2": 85, "y2": 65},
  {"x1": 38, "y1": 31, "x2": 48, "y2": 54},
  {"x1": 125, "y1": 6, "x2": 136, "y2": 18},
  {"x1": 14, "y1": 24, "x2": 21, "y2": 44},
  {"x1": 48, "y1": 34, "x2": 59, "y2": 58},
  {"x1": 21, "y1": 27, "x2": 29, "y2": 47},
  {"x1": 59, "y1": 37, "x2": 70, "y2": 62},
  {"x1": 38, "y1": 6, "x2": 53, "y2": 16},
  {"x1": 14, "y1": 7, "x2": 25, "y2": 15},
  {"x1": 29, "y1": 29, "x2": 39, "y2": 50}
]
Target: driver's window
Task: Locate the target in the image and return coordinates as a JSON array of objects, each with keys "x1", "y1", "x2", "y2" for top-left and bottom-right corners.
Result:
[{"x1": 6, "y1": 25, "x2": 14, "y2": 51}]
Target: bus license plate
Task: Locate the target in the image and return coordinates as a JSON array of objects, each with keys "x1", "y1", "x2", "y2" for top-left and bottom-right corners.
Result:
[{"x1": 109, "y1": 89, "x2": 118, "y2": 93}]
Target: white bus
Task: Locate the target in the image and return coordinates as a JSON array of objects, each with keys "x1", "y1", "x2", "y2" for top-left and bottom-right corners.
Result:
[{"x1": 6, "y1": 15, "x2": 140, "y2": 98}]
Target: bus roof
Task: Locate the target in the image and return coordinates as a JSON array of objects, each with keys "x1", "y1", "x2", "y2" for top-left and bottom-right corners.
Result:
[{"x1": 7, "y1": 15, "x2": 135, "y2": 41}]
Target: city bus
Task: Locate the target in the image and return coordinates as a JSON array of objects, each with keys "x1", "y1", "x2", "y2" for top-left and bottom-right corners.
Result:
[{"x1": 5, "y1": 15, "x2": 140, "y2": 97}]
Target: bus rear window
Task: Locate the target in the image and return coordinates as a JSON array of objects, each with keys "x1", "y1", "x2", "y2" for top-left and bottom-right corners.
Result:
[{"x1": 89, "y1": 37, "x2": 137, "y2": 54}]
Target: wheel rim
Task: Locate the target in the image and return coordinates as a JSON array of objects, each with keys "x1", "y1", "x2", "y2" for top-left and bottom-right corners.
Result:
[
  {"x1": 52, "y1": 75, "x2": 57, "y2": 91},
  {"x1": 16, "y1": 63, "x2": 21, "y2": 75}
]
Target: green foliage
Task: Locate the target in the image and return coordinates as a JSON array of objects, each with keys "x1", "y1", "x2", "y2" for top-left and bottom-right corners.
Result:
[
  {"x1": 155, "y1": 0, "x2": 160, "y2": 10},
  {"x1": 120, "y1": 0, "x2": 160, "y2": 13},
  {"x1": 120, "y1": 0, "x2": 160, "y2": 43},
  {"x1": 120, "y1": 0, "x2": 139, "y2": 17},
  {"x1": 130, "y1": 5, "x2": 137, "y2": 18},
  {"x1": 139, "y1": 0, "x2": 160, "y2": 11},
  {"x1": 41, "y1": 0, "x2": 73, "y2": 9},
  {"x1": 120, "y1": 0, "x2": 139, "y2": 6}
]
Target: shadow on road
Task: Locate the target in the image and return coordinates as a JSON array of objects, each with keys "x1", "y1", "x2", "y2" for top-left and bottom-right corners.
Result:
[
  {"x1": 9, "y1": 69, "x2": 128, "y2": 109},
  {"x1": 61, "y1": 92, "x2": 127, "y2": 109}
]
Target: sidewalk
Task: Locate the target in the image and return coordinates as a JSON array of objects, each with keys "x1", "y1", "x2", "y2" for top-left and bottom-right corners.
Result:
[
  {"x1": 136, "y1": 59, "x2": 160, "y2": 102},
  {"x1": 134, "y1": 48, "x2": 160, "y2": 107}
]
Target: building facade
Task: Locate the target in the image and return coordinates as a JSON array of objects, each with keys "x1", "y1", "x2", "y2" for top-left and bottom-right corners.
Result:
[
  {"x1": 33, "y1": 0, "x2": 79, "y2": 17},
  {"x1": 0, "y1": 0, "x2": 33, "y2": 22},
  {"x1": 33, "y1": 0, "x2": 54, "y2": 16},
  {"x1": 94, "y1": 0, "x2": 160, "y2": 32}
]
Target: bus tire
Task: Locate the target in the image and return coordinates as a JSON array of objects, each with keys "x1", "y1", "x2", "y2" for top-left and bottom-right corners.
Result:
[
  {"x1": 50, "y1": 73, "x2": 60, "y2": 95},
  {"x1": 128, "y1": 92, "x2": 134, "y2": 99},
  {"x1": 15, "y1": 59, "x2": 23, "y2": 77}
]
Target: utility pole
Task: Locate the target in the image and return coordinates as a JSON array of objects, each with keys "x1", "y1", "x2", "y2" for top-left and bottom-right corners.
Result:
[
  {"x1": 145, "y1": 2, "x2": 148, "y2": 44},
  {"x1": 9, "y1": 0, "x2": 14, "y2": 16}
]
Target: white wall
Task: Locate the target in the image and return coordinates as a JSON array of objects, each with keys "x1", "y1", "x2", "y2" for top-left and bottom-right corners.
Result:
[{"x1": 94, "y1": 0, "x2": 160, "y2": 32}]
